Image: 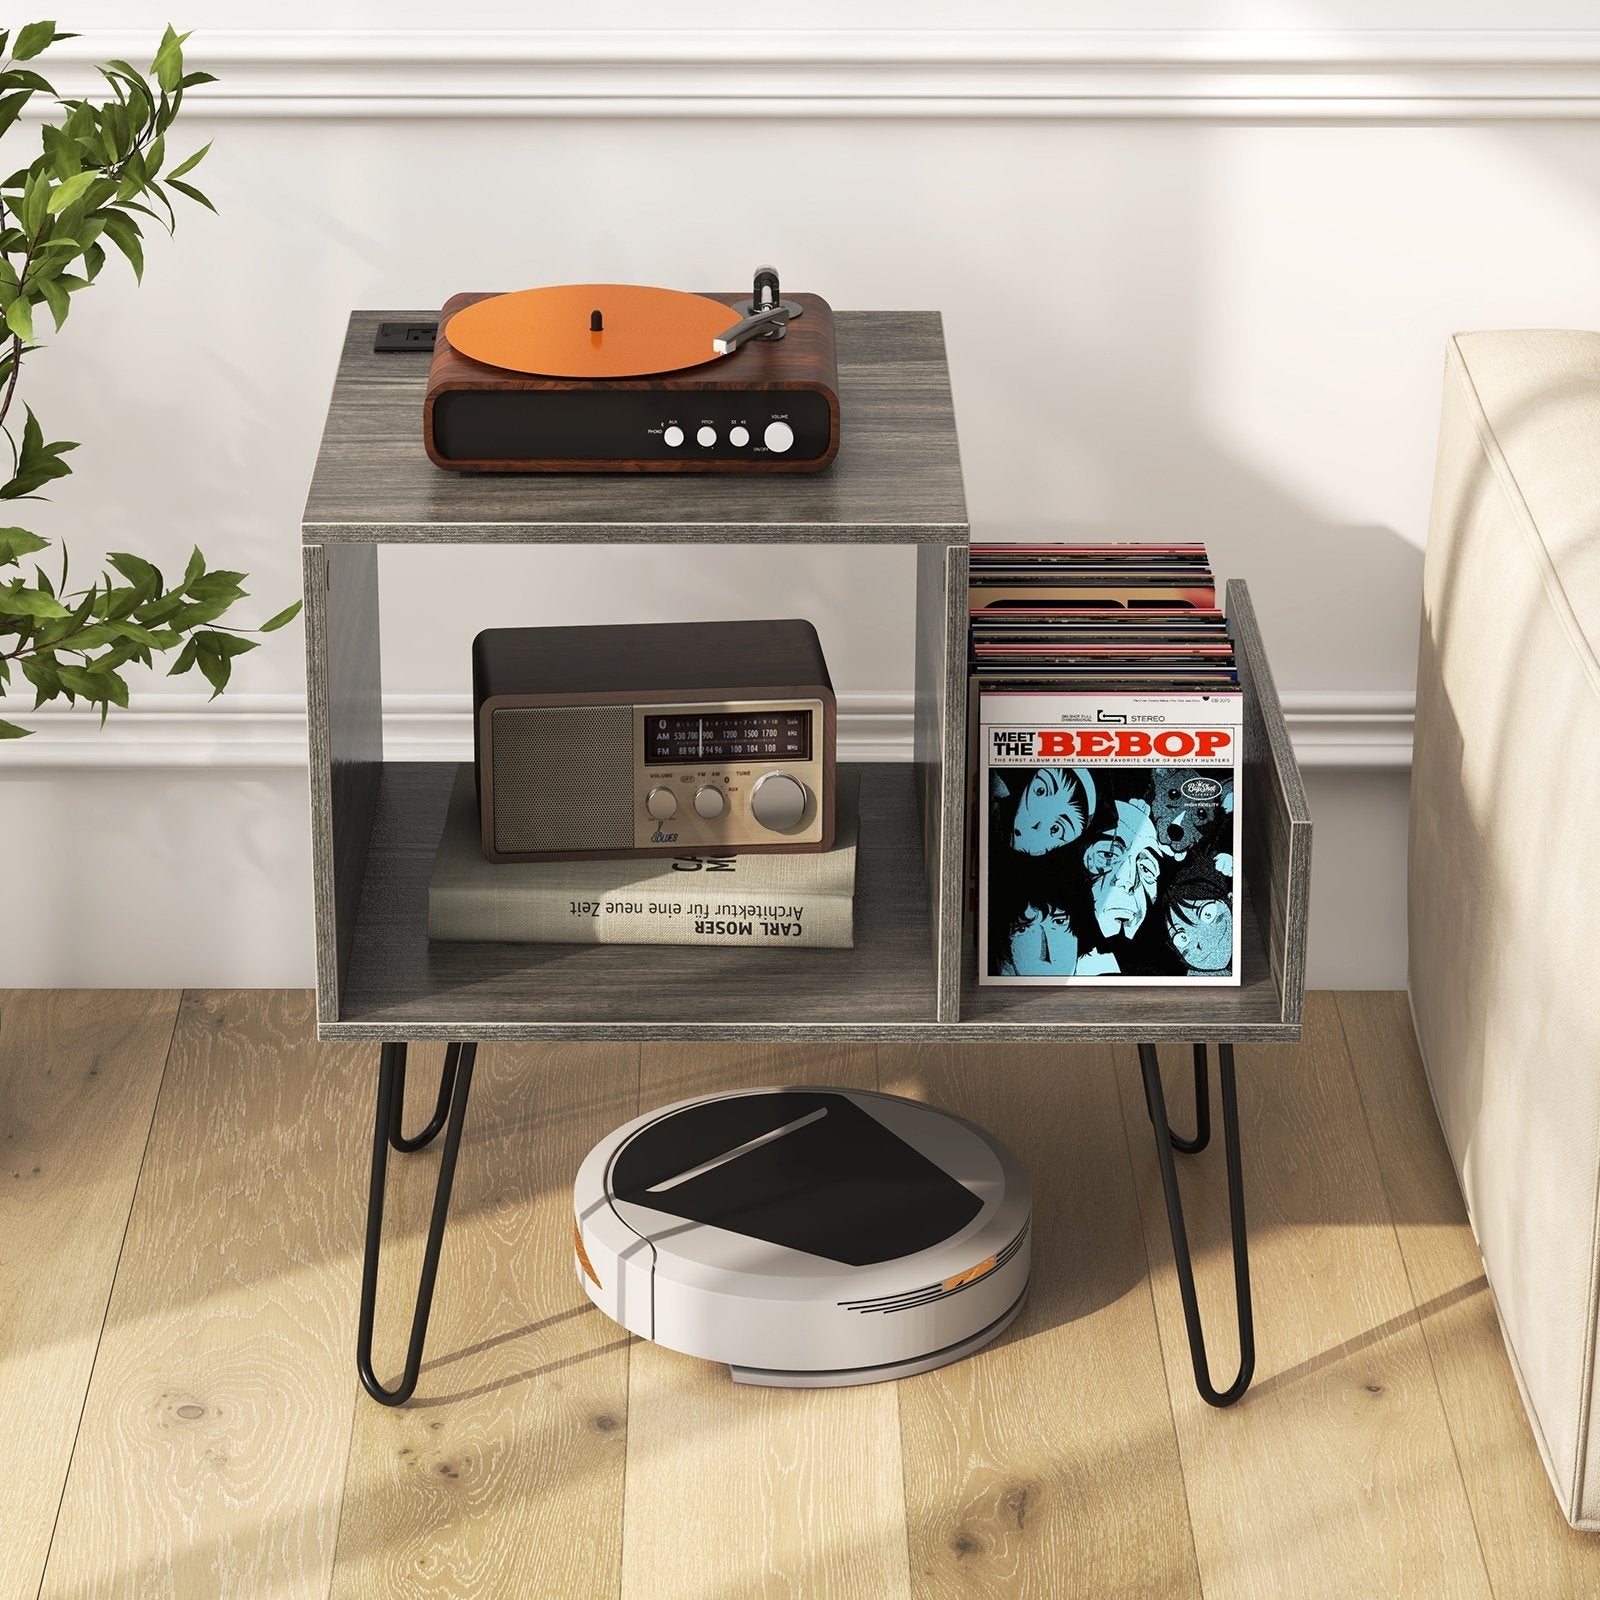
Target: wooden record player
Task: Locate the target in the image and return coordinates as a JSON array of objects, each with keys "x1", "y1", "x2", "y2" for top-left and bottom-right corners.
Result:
[{"x1": 423, "y1": 266, "x2": 840, "y2": 474}]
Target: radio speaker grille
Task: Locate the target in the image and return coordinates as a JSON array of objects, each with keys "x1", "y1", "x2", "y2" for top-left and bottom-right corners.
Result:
[{"x1": 490, "y1": 705, "x2": 635, "y2": 853}]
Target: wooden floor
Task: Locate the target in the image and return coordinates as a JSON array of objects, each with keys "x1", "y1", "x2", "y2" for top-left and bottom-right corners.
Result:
[{"x1": 3, "y1": 992, "x2": 1597, "y2": 1599}]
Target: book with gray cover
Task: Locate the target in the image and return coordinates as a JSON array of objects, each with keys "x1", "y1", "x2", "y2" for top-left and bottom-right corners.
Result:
[{"x1": 428, "y1": 765, "x2": 858, "y2": 948}]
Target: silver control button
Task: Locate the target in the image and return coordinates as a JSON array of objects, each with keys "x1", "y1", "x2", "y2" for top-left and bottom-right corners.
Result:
[
  {"x1": 697, "y1": 425, "x2": 717, "y2": 447},
  {"x1": 729, "y1": 425, "x2": 751, "y2": 447},
  {"x1": 693, "y1": 785, "x2": 726, "y2": 819},
  {"x1": 662, "y1": 425, "x2": 685, "y2": 448},
  {"x1": 646, "y1": 786, "x2": 679, "y2": 821},
  {"x1": 750, "y1": 771, "x2": 808, "y2": 832},
  {"x1": 763, "y1": 420, "x2": 795, "y2": 454}
]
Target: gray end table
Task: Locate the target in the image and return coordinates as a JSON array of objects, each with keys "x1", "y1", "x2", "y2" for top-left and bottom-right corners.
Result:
[{"x1": 300, "y1": 310, "x2": 1312, "y2": 1410}]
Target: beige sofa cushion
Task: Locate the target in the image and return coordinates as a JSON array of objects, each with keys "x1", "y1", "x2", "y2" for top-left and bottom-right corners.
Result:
[{"x1": 1411, "y1": 329, "x2": 1600, "y2": 1527}]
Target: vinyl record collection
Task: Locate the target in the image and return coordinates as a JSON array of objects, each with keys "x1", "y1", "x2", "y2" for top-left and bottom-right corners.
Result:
[{"x1": 971, "y1": 544, "x2": 1243, "y2": 987}]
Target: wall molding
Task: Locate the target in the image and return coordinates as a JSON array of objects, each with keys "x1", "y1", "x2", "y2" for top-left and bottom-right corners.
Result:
[
  {"x1": 0, "y1": 689, "x2": 1414, "y2": 771},
  {"x1": 31, "y1": 29, "x2": 1600, "y2": 120}
]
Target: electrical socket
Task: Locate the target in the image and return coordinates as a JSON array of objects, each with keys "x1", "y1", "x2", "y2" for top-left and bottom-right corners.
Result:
[{"x1": 374, "y1": 321, "x2": 438, "y2": 353}]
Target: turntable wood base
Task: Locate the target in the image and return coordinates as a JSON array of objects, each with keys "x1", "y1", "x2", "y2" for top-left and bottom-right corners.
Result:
[{"x1": 424, "y1": 290, "x2": 841, "y2": 474}]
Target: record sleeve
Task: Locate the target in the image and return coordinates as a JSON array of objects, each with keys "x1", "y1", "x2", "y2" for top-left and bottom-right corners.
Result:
[{"x1": 977, "y1": 691, "x2": 1244, "y2": 987}]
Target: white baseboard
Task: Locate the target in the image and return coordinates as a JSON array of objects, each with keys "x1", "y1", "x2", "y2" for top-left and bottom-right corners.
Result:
[
  {"x1": 31, "y1": 29, "x2": 1600, "y2": 120},
  {"x1": 0, "y1": 688, "x2": 1413, "y2": 770}
]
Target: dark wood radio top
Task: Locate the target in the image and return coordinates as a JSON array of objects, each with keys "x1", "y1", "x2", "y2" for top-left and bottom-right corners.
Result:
[{"x1": 472, "y1": 618, "x2": 834, "y2": 703}]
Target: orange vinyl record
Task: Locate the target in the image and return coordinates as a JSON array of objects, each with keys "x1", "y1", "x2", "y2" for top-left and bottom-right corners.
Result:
[{"x1": 443, "y1": 283, "x2": 741, "y2": 379}]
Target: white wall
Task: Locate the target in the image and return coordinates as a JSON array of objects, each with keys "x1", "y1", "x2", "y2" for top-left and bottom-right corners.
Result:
[{"x1": 7, "y1": 12, "x2": 1600, "y2": 987}]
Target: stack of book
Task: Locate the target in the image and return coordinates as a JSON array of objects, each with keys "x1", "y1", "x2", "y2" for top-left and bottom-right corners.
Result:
[
  {"x1": 429, "y1": 765, "x2": 859, "y2": 950},
  {"x1": 969, "y1": 544, "x2": 1242, "y2": 987}
]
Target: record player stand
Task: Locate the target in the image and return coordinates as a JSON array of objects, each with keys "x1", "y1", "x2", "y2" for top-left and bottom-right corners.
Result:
[{"x1": 300, "y1": 311, "x2": 1309, "y2": 1415}]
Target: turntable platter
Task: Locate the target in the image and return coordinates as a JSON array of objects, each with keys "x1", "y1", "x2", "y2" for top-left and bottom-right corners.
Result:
[{"x1": 443, "y1": 283, "x2": 741, "y2": 379}]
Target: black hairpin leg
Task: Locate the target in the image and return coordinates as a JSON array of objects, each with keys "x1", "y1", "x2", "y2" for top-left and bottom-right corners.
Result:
[
  {"x1": 1142, "y1": 1042, "x2": 1211, "y2": 1153},
  {"x1": 1139, "y1": 1041, "x2": 1254, "y2": 1408},
  {"x1": 357, "y1": 1040, "x2": 477, "y2": 1406}
]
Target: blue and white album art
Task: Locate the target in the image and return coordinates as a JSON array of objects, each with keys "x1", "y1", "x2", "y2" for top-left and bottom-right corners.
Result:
[{"x1": 980, "y1": 764, "x2": 1239, "y2": 985}]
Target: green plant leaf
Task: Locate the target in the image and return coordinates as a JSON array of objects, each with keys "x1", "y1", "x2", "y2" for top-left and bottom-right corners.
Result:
[
  {"x1": 167, "y1": 635, "x2": 199, "y2": 677},
  {"x1": 196, "y1": 631, "x2": 257, "y2": 660},
  {"x1": 18, "y1": 170, "x2": 46, "y2": 235},
  {"x1": 106, "y1": 550, "x2": 161, "y2": 591},
  {"x1": 4, "y1": 295, "x2": 32, "y2": 342},
  {"x1": 0, "y1": 527, "x2": 49, "y2": 564},
  {"x1": 151, "y1": 26, "x2": 190, "y2": 94},
  {"x1": 105, "y1": 618, "x2": 165, "y2": 647},
  {"x1": 99, "y1": 212, "x2": 142, "y2": 280},
  {"x1": 0, "y1": 410, "x2": 78, "y2": 499},
  {"x1": 0, "y1": 716, "x2": 32, "y2": 738},
  {"x1": 0, "y1": 89, "x2": 32, "y2": 141},
  {"x1": 258, "y1": 601, "x2": 303, "y2": 633},
  {"x1": 166, "y1": 140, "x2": 210, "y2": 180},
  {"x1": 12, "y1": 22, "x2": 62, "y2": 61},
  {"x1": 56, "y1": 661, "x2": 125, "y2": 707},
  {"x1": 192, "y1": 633, "x2": 253, "y2": 698},
  {"x1": 0, "y1": 68, "x2": 55, "y2": 95},
  {"x1": 162, "y1": 596, "x2": 237, "y2": 630},
  {"x1": 186, "y1": 570, "x2": 246, "y2": 601},
  {"x1": 37, "y1": 274, "x2": 67, "y2": 330},
  {"x1": 197, "y1": 652, "x2": 229, "y2": 696},
  {"x1": 2, "y1": 580, "x2": 69, "y2": 618},
  {"x1": 46, "y1": 169, "x2": 97, "y2": 214},
  {"x1": 20, "y1": 652, "x2": 61, "y2": 705},
  {"x1": 166, "y1": 177, "x2": 215, "y2": 215},
  {"x1": 134, "y1": 184, "x2": 174, "y2": 231}
]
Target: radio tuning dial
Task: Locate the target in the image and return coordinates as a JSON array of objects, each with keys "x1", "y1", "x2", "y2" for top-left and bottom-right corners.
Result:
[
  {"x1": 693, "y1": 785, "x2": 726, "y2": 819},
  {"x1": 750, "y1": 771, "x2": 808, "y2": 832},
  {"x1": 646, "y1": 786, "x2": 679, "y2": 821}
]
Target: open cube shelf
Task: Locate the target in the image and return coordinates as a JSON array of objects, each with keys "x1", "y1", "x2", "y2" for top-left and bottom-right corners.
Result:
[{"x1": 302, "y1": 313, "x2": 1309, "y2": 1041}]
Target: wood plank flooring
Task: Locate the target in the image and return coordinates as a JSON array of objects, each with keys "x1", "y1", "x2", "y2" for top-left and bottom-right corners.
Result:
[
  {"x1": 4, "y1": 989, "x2": 1597, "y2": 1599},
  {"x1": 0, "y1": 991, "x2": 178, "y2": 1600}
]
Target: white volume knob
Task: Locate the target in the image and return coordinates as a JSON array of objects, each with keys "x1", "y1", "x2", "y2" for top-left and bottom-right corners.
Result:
[
  {"x1": 750, "y1": 771, "x2": 808, "y2": 832},
  {"x1": 763, "y1": 420, "x2": 794, "y2": 454},
  {"x1": 646, "y1": 786, "x2": 678, "y2": 821}
]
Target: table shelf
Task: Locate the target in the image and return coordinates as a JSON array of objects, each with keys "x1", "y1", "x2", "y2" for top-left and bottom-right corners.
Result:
[
  {"x1": 328, "y1": 761, "x2": 937, "y2": 1041},
  {"x1": 301, "y1": 311, "x2": 1309, "y2": 1044}
]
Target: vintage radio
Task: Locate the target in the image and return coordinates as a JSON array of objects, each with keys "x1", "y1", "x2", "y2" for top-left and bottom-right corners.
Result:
[{"x1": 473, "y1": 619, "x2": 836, "y2": 862}]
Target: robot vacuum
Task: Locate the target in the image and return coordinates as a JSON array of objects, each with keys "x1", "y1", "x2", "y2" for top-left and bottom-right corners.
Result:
[{"x1": 573, "y1": 1086, "x2": 1031, "y2": 1387}]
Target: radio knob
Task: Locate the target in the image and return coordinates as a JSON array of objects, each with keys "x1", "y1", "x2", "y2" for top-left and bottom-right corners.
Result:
[
  {"x1": 693, "y1": 785, "x2": 726, "y2": 819},
  {"x1": 646, "y1": 786, "x2": 679, "y2": 821},
  {"x1": 750, "y1": 771, "x2": 808, "y2": 832},
  {"x1": 662, "y1": 425, "x2": 685, "y2": 448},
  {"x1": 729, "y1": 425, "x2": 751, "y2": 447},
  {"x1": 763, "y1": 420, "x2": 795, "y2": 454}
]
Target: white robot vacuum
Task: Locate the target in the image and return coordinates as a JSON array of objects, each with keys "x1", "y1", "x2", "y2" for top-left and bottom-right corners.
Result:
[{"x1": 573, "y1": 1086, "x2": 1031, "y2": 1386}]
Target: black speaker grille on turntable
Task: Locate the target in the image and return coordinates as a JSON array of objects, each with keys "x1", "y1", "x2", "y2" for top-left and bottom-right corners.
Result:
[{"x1": 491, "y1": 705, "x2": 634, "y2": 853}]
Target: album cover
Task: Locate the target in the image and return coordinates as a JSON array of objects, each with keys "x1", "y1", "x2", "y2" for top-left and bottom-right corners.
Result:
[{"x1": 977, "y1": 692, "x2": 1244, "y2": 986}]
